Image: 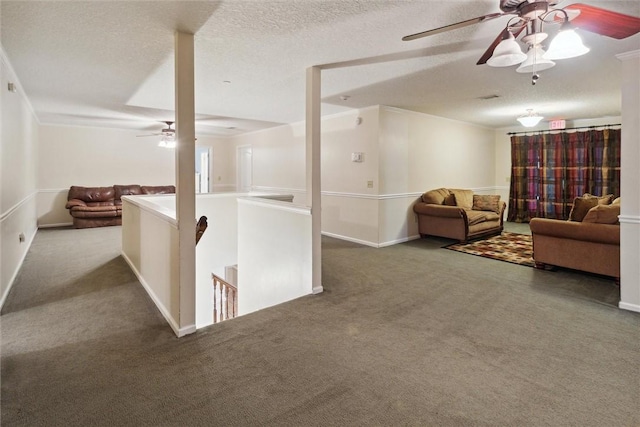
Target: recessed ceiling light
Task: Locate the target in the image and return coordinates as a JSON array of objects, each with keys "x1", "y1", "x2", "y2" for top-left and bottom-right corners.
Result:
[
  {"x1": 223, "y1": 80, "x2": 231, "y2": 84},
  {"x1": 340, "y1": 95, "x2": 351, "y2": 101}
]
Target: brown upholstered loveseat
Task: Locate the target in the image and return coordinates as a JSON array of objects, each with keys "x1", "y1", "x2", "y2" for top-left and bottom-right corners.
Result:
[
  {"x1": 413, "y1": 188, "x2": 506, "y2": 242},
  {"x1": 530, "y1": 194, "x2": 620, "y2": 281},
  {"x1": 65, "y1": 184, "x2": 175, "y2": 228}
]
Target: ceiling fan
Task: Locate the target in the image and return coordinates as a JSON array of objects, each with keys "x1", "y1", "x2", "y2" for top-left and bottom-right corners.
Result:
[
  {"x1": 403, "y1": 0, "x2": 640, "y2": 79},
  {"x1": 137, "y1": 121, "x2": 176, "y2": 147}
]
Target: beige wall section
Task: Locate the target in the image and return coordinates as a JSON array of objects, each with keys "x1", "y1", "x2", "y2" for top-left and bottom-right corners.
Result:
[
  {"x1": 121, "y1": 198, "x2": 181, "y2": 335},
  {"x1": 378, "y1": 106, "x2": 497, "y2": 246},
  {"x1": 1, "y1": 50, "x2": 39, "y2": 308},
  {"x1": 227, "y1": 105, "x2": 497, "y2": 247},
  {"x1": 196, "y1": 135, "x2": 236, "y2": 192},
  {"x1": 617, "y1": 51, "x2": 640, "y2": 312},
  {"x1": 381, "y1": 107, "x2": 496, "y2": 193},
  {"x1": 232, "y1": 121, "x2": 306, "y2": 200},
  {"x1": 36, "y1": 124, "x2": 176, "y2": 226},
  {"x1": 321, "y1": 106, "x2": 380, "y2": 194}
]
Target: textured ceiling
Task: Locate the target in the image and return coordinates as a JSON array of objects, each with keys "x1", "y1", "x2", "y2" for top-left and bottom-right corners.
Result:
[{"x1": 1, "y1": 1, "x2": 639, "y2": 136}]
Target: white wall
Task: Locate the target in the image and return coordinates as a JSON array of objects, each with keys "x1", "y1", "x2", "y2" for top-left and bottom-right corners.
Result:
[
  {"x1": 0, "y1": 50, "x2": 39, "y2": 309},
  {"x1": 231, "y1": 121, "x2": 307, "y2": 202},
  {"x1": 617, "y1": 51, "x2": 640, "y2": 313},
  {"x1": 194, "y1": 135, "x2": 236, "y2": 192},
  {"x1": 195, "y1": 193, "x2": 243, "y2": 328},
  {"x1": 120, "y1": 196, "x2": 184, "y2": 335},
  {"x1": 379, "y1": 107, "x2": 496, "y2": 245},
  {"x1": 226, "y1": 105, "x2": 498, "y2": 247},
  {"x1": 237, "y1": 197, "x2": 312, "y2": 315},
  {"x1": 37, "y1": 124, "x2": 176, "y2": 226}
]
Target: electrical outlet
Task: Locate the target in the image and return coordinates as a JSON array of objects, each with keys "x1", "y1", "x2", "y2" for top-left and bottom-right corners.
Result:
[
  {"x1": 505, "y1": 176, "x2": 510, "y2": 182},
  {"x1": 367, "y1": 180, "x2": 373, "y2": 188}
]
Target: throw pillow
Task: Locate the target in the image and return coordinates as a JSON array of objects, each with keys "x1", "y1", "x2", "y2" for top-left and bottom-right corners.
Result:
[
  {"x1": 450, "y1": 189, "x2": 474, "y2": 210},
  {"x1": 472, "y1": 195, "x2": 501, "y2": 214},
  {"x1": 612, "y1": 197, "x2": 621, "y2": 205},
  {"x1": 582, "y1": 193, "x2": 615, "y2": 205},
  {"x1": 569, "y1": 196, "x2": 600, "y2": 222},
  {"x1": 582, "y1": 203, "x2": 620, "y2": 224},
  {"x1": 444, "y1": 194, "x2": 457, "y2": 206},
  {"x1": 421, "y1": 188, "x2": 450, "y2": 205}
]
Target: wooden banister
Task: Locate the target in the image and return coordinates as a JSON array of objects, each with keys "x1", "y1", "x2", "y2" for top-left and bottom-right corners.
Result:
[
  {"x1": 212, "y1": 273, "x2": 238, "y2": 323},
  {"x1": 196, "y1": 216, "x2": 208, "y2": 245}
]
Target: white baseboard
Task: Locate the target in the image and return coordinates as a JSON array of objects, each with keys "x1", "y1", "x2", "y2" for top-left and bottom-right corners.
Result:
[
  {"x1": 312, "y1": 285, "x2": 324, "y2": 294},
  {"x1": 321, "y1": 231, "x2": 378, "y2": 248},
  {"x1": 38, "y1": 222, "x2": 73, "y2": 229},
  {"x1": 321, "y1": 231, "x2": 421, "y2": 248},
  {"x1": 378, "y1": 235, "x2": 421, "y2": 247},
  {"x1": 619, "y1": 301, "x2": 640, "y2": 313},
  {"x1": 0, "y1": 229, "x2": 38, "y2": 311},
  {"x1": 120, "y1": 250, "x2": 193, "y2": 338}
]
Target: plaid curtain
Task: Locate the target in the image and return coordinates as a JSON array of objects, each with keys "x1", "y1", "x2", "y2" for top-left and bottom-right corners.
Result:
[{"x1": 508, "y1": 128, "x2": 620, "y2": 222}]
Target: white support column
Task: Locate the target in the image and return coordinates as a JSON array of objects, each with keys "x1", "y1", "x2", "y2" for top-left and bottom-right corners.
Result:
[
  {"x1": 306, "y1": 66, "x2": 323, "y2": 294},
  {"x1": 175, "y1": 31, "x2": 197, "y2": 334},
  {"x1": 617, "y1": 50, "x2": 640, "y2": 313}
]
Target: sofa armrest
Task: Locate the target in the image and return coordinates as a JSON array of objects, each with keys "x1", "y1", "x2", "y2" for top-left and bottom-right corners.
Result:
[
  {"x1": 530, "y1": 218, "x2": 619, "y2": 245},
  {"x1": 413, "y1": 203, "x2": 466, "y2": 219},
  {"x1": 65, "y1": 198, "x2": 87, "y2": 209}
]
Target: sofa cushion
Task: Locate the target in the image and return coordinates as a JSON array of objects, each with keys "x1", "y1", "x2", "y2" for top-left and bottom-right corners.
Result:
[
  {"x1": 472, "y1": 195, "x2": 501, "y2": 214},
  {"x1": 466, "y1": 210, "x2": 499, "y2": 226},
  {"x1": 450, "y1": 189, "x2": 474, "y2": 210},
  {"x1": 141, "y1": 185, "x2": 176, "y2": 195},
  {"x1": 582, "y1": 203, "x2": 620, "y2": 224},
  {"x1": 421, "y1": 188, "x2": 450, "y2": 205},
  {"x1": 114, "y1": 185, "x2": 142, "y2": 200},
  {"x1": 67, "y1": 186, "x2": 114, "y2": 203},
  {"x1": 612, "y1": 197, "x2": 621, "y2": 205}
]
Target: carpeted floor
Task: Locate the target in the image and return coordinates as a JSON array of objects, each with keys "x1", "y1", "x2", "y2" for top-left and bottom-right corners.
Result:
[
  {"x1": 1, "y1": 225, "x2": 638, "y2": 426},
  {"x1": 446, "y1": 232, "x2": 534, "y2": 267}
]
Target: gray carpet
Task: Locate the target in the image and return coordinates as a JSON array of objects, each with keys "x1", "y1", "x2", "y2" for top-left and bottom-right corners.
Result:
[{"x1": 1, "y1": 225, "x2": 638, "y2": 426}]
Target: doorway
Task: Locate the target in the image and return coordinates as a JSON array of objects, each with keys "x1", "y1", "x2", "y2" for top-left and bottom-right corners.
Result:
[
  {"x1": 196, "y1": 146, "x2": 212, "y2": 193},
  {"x1": 236, "y1": 146, "x2": 252, "y2": 192}
]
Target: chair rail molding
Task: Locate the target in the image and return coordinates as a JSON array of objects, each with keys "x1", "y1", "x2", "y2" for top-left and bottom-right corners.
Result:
[{"x1": 0, "y1": 191, "x2": 38, "y2": 223}]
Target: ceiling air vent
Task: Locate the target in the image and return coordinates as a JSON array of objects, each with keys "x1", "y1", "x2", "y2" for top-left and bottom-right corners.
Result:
[{"x1": 477, "y1": 94, "x2": 500, "y2": 100}]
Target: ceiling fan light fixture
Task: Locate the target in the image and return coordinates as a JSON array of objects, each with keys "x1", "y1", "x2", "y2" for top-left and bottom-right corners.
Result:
[
  {"x1": 544, "y1": 23, "x2": 590, "y2": 60},
  {"x1": 516, "y1": 45, "x2": 556, "y2": 73},
  {"x1": 487, "y1": 31, "x2": 527, "y2": 67},
  {"x1": 517, "y1": 109, "x2": 544, "y2": 127},
  {"x1": 158, "y1": 133, "x2": 176, "y2": 149}
]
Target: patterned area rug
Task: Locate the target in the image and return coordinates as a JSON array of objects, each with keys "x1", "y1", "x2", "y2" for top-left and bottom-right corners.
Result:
[{"x1": 445, "y1": 232, "x2": 534, "y2": 267}]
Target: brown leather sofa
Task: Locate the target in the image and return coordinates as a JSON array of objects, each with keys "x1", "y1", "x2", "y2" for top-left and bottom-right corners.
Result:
[
  {"x1": 530, "y1": 195, "x2": 621, "y2": 281},
  {"x1": 413, "y1": 188, "x2": 506, "y2": 242},
  {"x1": 66, "y1": 184, "x2": 175, "y2": 228}
]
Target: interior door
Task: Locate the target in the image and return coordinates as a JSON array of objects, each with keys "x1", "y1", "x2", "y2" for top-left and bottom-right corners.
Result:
[{"x1": 237, "y1": 146, "x2": 252, "y2": 192}]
